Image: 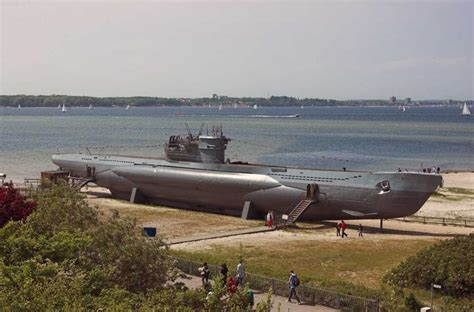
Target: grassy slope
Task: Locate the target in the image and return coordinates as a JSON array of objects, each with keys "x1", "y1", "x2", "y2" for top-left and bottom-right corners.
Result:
[{"x1": 171, "y1": 232, "x2": 436, "y2": 296}]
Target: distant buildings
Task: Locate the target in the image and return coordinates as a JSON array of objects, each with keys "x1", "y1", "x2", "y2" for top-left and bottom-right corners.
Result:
[{"x1": 389, "y1": 96, "x2": 397, "y2": 104}]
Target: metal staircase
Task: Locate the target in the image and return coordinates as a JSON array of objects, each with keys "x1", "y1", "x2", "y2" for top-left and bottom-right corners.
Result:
[{"x1": 286, "y1": 199, "x2": 314, "y2": 224}]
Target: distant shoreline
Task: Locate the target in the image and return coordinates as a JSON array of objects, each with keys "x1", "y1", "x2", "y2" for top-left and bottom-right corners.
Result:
[
  {"x1": 1, "y1": 94, "x2": 472, "y2": 108},
  {"x1": 1, "y1": 104, "x2": 469, "y2": 109}
]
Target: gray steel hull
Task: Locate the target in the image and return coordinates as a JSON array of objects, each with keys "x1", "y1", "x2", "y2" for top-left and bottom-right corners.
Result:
[{"x1": 52, "y1": 154, "x2": 442, "y2": 220}]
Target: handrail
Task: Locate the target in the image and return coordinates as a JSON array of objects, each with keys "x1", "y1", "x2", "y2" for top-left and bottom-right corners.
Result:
[
  {"x1": 396, "y1": 215, "x2": 474, "y2": 228},
  {"x1": 173, "y1": 256, "x2": 379, "y2": 312}
]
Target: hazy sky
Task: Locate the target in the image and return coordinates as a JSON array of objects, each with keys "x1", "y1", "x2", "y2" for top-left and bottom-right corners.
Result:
[{"x1": 1, "y1": 0, "x2": 473, "y2": 100}]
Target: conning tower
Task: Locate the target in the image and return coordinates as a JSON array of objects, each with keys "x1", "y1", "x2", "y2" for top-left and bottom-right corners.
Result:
[{"x1": 165, "y1": 125, "x2": 229, "y2": 164}]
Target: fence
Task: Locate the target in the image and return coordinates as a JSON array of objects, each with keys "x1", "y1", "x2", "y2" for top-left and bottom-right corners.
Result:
[
  {"x1": 174, "y1": 257, "x2": 379, "y2": 312},
  {"x1": 396, "y1": 215, "x2": 474, "y2": 228}
]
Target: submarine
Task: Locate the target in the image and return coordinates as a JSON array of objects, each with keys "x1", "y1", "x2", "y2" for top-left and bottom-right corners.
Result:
[{"x1": 52, "y1": 125, "x2": 442, "y2": 221}]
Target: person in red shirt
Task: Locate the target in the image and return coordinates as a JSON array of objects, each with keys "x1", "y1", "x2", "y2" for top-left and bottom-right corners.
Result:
[
  {"x1": 341, "y1": 220, "x2": 348, "y2": 238},
  {"x1": 227, "y1": 276, "x2": 237, "y2": 294}
]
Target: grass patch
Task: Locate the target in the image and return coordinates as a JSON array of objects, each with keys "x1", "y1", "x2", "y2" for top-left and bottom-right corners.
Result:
[
  {"x1": 171, "y1": 236, "x2": 437, "y2": 297},
  {"x1": 89, "y1": 197, "x2": 262, "y2": 238}
]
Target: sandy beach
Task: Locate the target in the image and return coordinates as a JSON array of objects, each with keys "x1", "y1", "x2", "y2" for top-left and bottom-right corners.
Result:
[{"x1": 415, "y1": 172, "x2": 474, "y2": 218}]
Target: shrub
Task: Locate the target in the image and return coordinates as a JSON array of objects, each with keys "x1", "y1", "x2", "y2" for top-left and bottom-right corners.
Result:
[
  {"x1": 0, "y1": 183, "x2": 36, "y2": 228},
  {"x1": 384, "y1": 235, "x2": 474, "y2": 297}
]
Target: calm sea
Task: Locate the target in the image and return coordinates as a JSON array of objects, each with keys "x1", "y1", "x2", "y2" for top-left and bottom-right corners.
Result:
[{"x1": 1, "y1": 106, "x2": 473, "y2": 182}]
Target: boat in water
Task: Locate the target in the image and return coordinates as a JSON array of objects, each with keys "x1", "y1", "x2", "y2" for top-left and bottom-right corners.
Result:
[
  {"x1": 52, "y1": 125, "x2": 442, "y2": 221},
  {"x1": 461, "y1": 102, "x2": 471, "y2": 116},
  {"x1": 61, "y1": 103, "x2": 67, "y2": 113},
  {"x1": 126, "y1": 104, "x2": 130, "y2": 110}
]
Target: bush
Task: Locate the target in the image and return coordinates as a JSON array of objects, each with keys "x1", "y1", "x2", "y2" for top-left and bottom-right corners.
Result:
[
  {"x1": 0, "y1": 184, "x2": 259, "y2": 310},
  {"x1": 0, "y1": 183, "x2": 36, "y2": 228},
  {"x1": 384, "y1": 235, "x2": 474, "y2": 297}
]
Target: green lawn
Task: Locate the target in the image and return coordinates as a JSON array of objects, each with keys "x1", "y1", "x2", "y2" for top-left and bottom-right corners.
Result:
[{"x1": 171, "y1": 235, "x2": 437, "y2": 297}]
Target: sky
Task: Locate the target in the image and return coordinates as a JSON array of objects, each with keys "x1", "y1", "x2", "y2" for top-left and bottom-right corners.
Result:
[{"x1": 1, "y1": 0, "x2": 473, "y2": 100}]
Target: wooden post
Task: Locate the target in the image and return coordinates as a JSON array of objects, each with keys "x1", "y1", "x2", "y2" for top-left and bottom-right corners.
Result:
[{"x1": 380, "y1": 219, "x2": 383, "y2": 233}]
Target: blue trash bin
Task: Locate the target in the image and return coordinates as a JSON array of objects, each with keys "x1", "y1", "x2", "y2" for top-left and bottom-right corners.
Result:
[{"x1": 143, "y1": 227, "x2": 157, "y2": 237}]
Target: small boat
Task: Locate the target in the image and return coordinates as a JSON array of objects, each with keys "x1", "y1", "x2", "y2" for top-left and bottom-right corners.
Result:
[
  {"x1": 88, "y1": 104, "x2": 93, "y2": 110},
  {"x1": 301, "y1": 105, "x2": 304, "y2": 109},
  {"x1": 402, "y1": 106, "x2": 406, "y2": 112},
  {"x1": 218, "y1": 104, "x2": 223, "y2": 111},
  {"x1": 58, "y1": 104, "x2": 61, "y2": 109},
  {"x1": 17, "y1": 104, "x2": 22, "y2": 109},
  {"x1": 126, "y1": 104, "x2": 130, "y2": 110},
  {"x1": 61, "y1": 103, "x2": 67, "y2": 113},
  {"x1": 253, "y1": 104, "x2": 258, "y2": 110},
  {"x1": 233, "y1": 103, "x2": 238, "y2": 109},
  {"x1": 461, "y1": 102, "x2": 471, "y2": 116}
]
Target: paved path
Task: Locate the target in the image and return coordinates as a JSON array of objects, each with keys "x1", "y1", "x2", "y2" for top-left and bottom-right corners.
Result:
[
  {"x1": 177, "y1": 274, "x2": 338, "y2": 312},
  {"x1": 167, "y1": 226, "x2": 276, "y2": 245}
]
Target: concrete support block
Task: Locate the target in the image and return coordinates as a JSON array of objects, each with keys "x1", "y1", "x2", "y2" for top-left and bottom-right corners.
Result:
[
  {"x1": 130, "y1": 187, "x2": 146, "y2": 204},
  {"x1": 241, "y1": 201, "x2": 257, "y2": 220}
]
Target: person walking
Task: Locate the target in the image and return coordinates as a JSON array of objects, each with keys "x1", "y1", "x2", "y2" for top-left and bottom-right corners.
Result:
[
  {"x1": 341, "y1": 220, "x2": 348, "y2": 238},
  {"x1": 358, "y1": 224, "x2": 363, "y2": 237},
  {"x1": 336, "y1": 223, "x2": 341, "y2": 237},
  {"x1": 287, "y1": 270, "x2": 301, "y2": 304},
  {"x1": 236, "y1": 259, "x2": 245, "y2": 286},
  {"x1": 219, "y1": 263, "x2": 228, "y2": 287},
  {"x1": 199, "y1": 262, "x2": 210, "y2": 286}
]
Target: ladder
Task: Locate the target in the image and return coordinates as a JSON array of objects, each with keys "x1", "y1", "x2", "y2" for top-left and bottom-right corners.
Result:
[{"x1": 286, "y1": 199, "x2": 314, "y2": 224}]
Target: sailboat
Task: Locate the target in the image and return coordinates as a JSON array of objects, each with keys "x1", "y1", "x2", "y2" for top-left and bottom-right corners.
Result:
[
  {"x1": 233, "y1": 103, "x2": 238, "y2": 109},
  {"x1": 17, "y1": 104, "x2": 22, "y2": 109},
  {"x1": 461, "y1": 103, "x2": 471, "y2": 116},
  {"x1": 88, "y1": 104, "x2": 93, "y2": 110},
  {"x1": 218, "y1": 104, "x2": 223, "y2": 111},
  {"x1": 58, "y1": 104, "x2": 61, "y2": 109},
  {"x1": 402, "y1": 105, "x2": 406, "y2": 112},
  {"x1": 301, "y1": 105, "x2": 304, "y2": 109},
  {"x1": 253, "y1": 104, "x2": 258, "y2": 110},
  {"x1": 61, "y1": 103, "x2": 67, "y2": 113},
  {"x1": 126, "y1": 104, "x2": 130, "y2": 110}
]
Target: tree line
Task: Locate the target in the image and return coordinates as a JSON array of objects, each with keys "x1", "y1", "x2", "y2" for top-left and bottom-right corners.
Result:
[{"x1": 0, "y1": 95, "x2": 397, "y2": 107}]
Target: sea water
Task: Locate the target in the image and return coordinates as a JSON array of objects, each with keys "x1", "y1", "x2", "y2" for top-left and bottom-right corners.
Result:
[{"x1": 1, "y1": 106, "x2": 473, "y2": 182}]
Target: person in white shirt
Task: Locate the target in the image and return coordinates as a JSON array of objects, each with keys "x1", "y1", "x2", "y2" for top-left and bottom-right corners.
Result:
[{"x1": 236, "y1": 259, "x2": 245, "y2": 286}]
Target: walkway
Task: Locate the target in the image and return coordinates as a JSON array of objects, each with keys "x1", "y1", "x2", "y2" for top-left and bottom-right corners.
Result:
[
  {"x1": 177, "y1": 274, "x2": 338, "y2": 312},
  {"x1": 166, "y1": 226, "x2": 276, "y2": 245}
]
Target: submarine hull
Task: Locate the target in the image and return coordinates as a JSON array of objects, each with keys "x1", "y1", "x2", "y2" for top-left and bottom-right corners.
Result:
[{"x1": 52, "y1": 154, "x2": 442, "y2": 221}]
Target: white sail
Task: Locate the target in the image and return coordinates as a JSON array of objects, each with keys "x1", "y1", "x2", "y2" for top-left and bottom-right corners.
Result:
[
  {"x1": 61, "y1": 104, "x2": 67, "y2": 112},
  {"x1": 462, "y1": 103, "x2": 471, "y2": 116},
  {"x1": 89, "y1": 104, "x2": 93, "y2": 110},
  {"x1": 126, "y1": 104, "x2": 130, "y2": 110},
  {"x1": 218, "y1": 104, "x2": 223, "y2": 110},
  {"x1": 17, "y1": 104, "x2": 22, "y2": 109},
  {"x1": 253, "y1": 104, "x2": 258, "y2": 110},
  {"x1": 58, "y1": 104, "x2": 61, "y2": 109},
  {"x1": 402, "y1": 106, "x2": 406, "y2": 112},
  {"x1": 301, "y1": 105, "x2": 304, "y2": 109}
]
